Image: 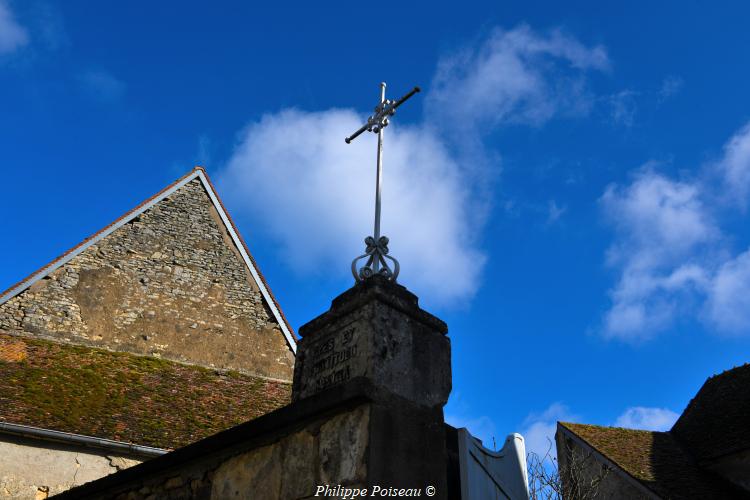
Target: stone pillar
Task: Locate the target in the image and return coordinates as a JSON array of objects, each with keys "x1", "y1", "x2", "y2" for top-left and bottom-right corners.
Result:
[{"x1": 293, "y1": 275, "x2": 451, "y2": 497}]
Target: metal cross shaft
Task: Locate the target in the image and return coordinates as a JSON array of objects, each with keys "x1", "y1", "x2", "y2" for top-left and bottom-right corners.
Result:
[{"x1": 346, "y1": 82, "x2": 420, "y2": 282}]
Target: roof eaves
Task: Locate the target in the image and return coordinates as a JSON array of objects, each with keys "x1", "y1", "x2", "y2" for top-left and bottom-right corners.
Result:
[{"x1": 0, "y1": 421, "x2": 168, "y2": 458}]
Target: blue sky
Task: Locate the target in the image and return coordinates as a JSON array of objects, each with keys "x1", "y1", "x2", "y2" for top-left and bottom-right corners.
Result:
[{"x1": 3, "y1": 1, "x2": 750, "y2": 456}]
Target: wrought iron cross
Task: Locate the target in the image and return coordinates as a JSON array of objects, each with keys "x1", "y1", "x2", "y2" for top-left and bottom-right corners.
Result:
[{"x1": 346, "y1": 82, "x2": 420, "y2": 282}]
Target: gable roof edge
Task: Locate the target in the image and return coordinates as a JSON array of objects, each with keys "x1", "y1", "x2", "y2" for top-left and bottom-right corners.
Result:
[
  {"x1": 0, "y1": 167, "x2": 297, "y2": 353},
  {"x1": 0, "y1": 169, "x2": 201, "y2": 306},
  {"x1": 194, "y1": 169, "x2": 296, "y2": 353},
  {"x1": 556, "y1": 423, "x2": 661, "y2": 500}
]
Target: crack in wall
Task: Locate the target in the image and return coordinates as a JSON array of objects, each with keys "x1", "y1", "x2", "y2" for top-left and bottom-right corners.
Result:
[
  {"x1": 107, "y1": 455, "x2": 126, "y2": 472},
  {"x1": 72, "y1": 454, "x2": 80, "y2": 487}
]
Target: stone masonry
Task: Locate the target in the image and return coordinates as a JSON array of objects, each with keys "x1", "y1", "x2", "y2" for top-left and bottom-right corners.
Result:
[
  {"x1": 58, "y1": 276, "x2": 452, "y2": 500},
  {"x1": 0, "y1": 178, "x2": 294, "y2": 380},
  {"x1": 53, "y1": 380, "x2": 376, "y2": 500},
  {"x1": 0, "y1": 438, "x2": 142, "y2": 500},
  {"x1": 293, "y1": 276, "x2": 451, "y2": 408}
]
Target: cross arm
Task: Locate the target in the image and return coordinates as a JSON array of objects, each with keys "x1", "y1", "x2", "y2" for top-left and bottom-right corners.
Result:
[
  {"x1": 392, "y1": 86, "x2": 421, "y2": 110},
  {"x1": 345, "y1": 122, "x2": 370, "y2": 144},
  {"x1": 345, "y1": 86, "x2": 421, "y2": 144}
]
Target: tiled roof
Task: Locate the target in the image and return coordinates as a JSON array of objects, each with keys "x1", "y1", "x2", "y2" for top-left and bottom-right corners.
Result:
[
  {"x1": 672, "y1": 363, "x2": 750, "y2": 461},
  {"x1": 559, "y1": 422, "x2": 748, "y2": 499},
  {"x1": 0, "y1": 332, "x2": 291, "y2": 450}
]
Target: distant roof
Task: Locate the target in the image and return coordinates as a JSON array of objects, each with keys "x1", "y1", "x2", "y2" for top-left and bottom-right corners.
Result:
[
  {"x1": 0, "y1": 331, "x2": 291, "y2": 449},
  {"x1": 0, "y1": 166, "x2": 296, "y2": 353},
  {"x1": 558, "y1": 423, "x2": 747, "y2": 499},
  {"x1": 672, "y1": 363, "x2": 750, "y2": 462}
]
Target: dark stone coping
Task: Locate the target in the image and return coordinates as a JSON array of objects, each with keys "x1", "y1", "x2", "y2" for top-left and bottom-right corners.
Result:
[
  {"x1": 55, "y1": 377, "x2": 420, "y2": 499},
  {"x1": 299, "y1": 276, "x2": 448, "y2": 337}
]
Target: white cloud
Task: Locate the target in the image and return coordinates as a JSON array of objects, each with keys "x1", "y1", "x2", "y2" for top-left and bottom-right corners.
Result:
[
  {"x1": 717, "y1": 121, "x2": 750, "y2": 209},
  {"x1": 522, "y1": 404, "x2": 678, "y2": 458},
  {"x1": 521, "y1": 403, "x2": 577, "y2": 459},
  {"x1": 219, "y1": 25, "x2": 608, "y2": 305},
  {"x1": 600, "y1": 168, "x2": 717, "y2": 340},
  {"x1": 600, "y1": 121, "x2": 750, "y2": 340},
  {"x1": 78, "y1": 69, "x2": 125, "y2": 102},
  {"x1": 706, "y1": 248, "x2": 750, "y2": 334},
  {"x1": 219, "y1": 109, "x2": 484, "y2": 304},
  {"x1": 0, "y1": 0, "x2": 28, "y2": 55},
  {"x1": 614, "y1": 406, "x2": 679, "y2": 431},
  {"x1": 426, "y1": 25, "x2": 609, "y2": 136},
  {"x1": 602, "y1": 170, "x2": 715, "y2": 260}
]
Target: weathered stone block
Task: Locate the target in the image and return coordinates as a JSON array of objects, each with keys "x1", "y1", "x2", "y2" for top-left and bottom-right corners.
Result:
[
  {"x1": 293, "y1": 276, "x2": 450, "y2": 408},
  {"x1": 0, "y1": 438, "x2": 143, "y2": 499},
  {"x1": 211, "y1": 444, "x2": 281, "y2": 499},
  {"x1": 279, "y1": 430, "x2": 316, "y2": 499},
  {"x1": 319, "y1": 405, "x2": 370, "y2": 485}
]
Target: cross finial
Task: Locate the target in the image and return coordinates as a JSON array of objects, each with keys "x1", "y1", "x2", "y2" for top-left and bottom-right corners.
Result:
[{"x1": 346, "y1": 82, "x2": 421, "y2": 282}]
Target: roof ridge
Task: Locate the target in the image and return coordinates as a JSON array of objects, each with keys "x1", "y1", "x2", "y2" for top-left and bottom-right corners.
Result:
[
  {"x1": 673, "y1": 363, "x2": 750, "y2": 429},
  {"x1": 561, "y1": 421, "x2": 668, "y2": 434},
  {"x1": 707, "y1": 362, "x2": 750, "y2": 380}
]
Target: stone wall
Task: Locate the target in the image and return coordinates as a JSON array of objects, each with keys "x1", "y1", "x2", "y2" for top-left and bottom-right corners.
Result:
[
  {"x1": 66, "y1": 404, "x2": 370, "y2": 500},
  {"x1": 0, "y1": 436, "x2": 142, "y2": 500},
  {"x1": 56, "y1": 279, "x2": 452, "y2": 500},
  {"x1": 0, "y1": 179, "x2": 293, "y2": 380}
]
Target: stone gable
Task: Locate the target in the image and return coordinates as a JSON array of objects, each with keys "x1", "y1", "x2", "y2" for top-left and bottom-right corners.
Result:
[{"x1": 0, "y1": 178, "x2": 294, "y2": 380}]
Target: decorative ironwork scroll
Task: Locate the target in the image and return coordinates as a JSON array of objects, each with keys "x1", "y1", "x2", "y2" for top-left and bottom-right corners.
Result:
[{"x1": 345, "y1": 82, "x2": 420, "y2": 282}]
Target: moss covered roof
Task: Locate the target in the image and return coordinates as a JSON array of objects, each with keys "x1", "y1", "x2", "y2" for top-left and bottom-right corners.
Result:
[
  {"x1": 559, "y1": 422, "x2": 748, "y2": 499},
  {"x1": 0, "y1": 332, "x2": 291, "y2": 450},
  {"x1": 672, "y1": 363, "x2": 750, "y2": 461}
]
